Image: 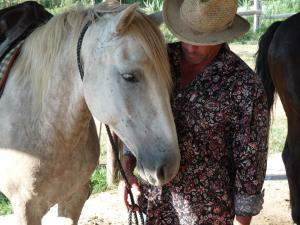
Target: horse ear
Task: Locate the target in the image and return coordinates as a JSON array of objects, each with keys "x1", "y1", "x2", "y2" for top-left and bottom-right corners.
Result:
[
  {"x1": 148, "y1": 11, "x2": 163, "y2": 26},
  {"x1": 114, "y1": 3, "x2": 139, "y2": 35}
]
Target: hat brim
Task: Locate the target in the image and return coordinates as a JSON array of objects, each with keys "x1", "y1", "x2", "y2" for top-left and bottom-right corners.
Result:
[{"x1": 163, "y1": 0, "x2": 250, "y2": 45}]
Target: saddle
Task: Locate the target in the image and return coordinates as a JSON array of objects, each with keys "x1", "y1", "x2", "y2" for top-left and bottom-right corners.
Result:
[
  {"x1": 0, "y1": 1, "x2": 52, "y2": 97},
  {"x1": 0, "y1": 1, "x2": 52, "y2": 62}
]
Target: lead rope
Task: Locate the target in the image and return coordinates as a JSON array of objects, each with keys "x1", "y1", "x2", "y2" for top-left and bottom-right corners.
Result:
[
  {"x1": 105, "y1": 125, "x2": 145, "y2": 225},
  {"x1": 77, "y1": 19, "x2": 144, "y2": 225}
]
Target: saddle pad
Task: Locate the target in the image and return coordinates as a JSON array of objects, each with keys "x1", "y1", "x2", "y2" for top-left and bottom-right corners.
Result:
[{"x1": 0, "y1": 41, "x2": 23, "y2": 98}]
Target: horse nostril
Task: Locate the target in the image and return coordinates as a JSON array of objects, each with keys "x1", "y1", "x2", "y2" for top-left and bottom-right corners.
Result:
[{"x1": 157, "y1": 165, "x2": 166, "y2": 181}]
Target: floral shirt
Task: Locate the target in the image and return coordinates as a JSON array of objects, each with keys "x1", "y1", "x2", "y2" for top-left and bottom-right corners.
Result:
[{"x1": 137, "y1": 42, "x2": 269, "y2": 225}]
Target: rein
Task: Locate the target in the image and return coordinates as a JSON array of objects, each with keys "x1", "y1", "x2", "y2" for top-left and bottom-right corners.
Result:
[
  {"x1": 76, "y1": 20, "x2": 145, "y2": 225},
  {"x1": 77, "y1": 20, "x2": 92, "y2": 80}
]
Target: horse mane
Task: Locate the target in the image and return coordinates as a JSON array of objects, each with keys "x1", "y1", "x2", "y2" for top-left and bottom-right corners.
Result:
[
  {"x1": 14, "y1": 5, "x2": 91, "y2": 115},
  {"x1": 13, "y1": 3, "x2": 171, "y2": 116},
  {"x1": 126, "y1": 12, "x2": 172, "y2": 92}
]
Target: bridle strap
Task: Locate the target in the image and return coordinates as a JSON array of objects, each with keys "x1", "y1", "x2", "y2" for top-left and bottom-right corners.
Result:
[
  {"x1": 76, "y1": 20, "x2": 145, "y2": 225},
  {"x1": 77, "y1": 20, "x2": 92, "y2": 81}
]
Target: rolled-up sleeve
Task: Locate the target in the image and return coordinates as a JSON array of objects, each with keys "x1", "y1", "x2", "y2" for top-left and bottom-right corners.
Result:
[{"x1": 231, "y1": 77, "x2": 269, "y2": 216}]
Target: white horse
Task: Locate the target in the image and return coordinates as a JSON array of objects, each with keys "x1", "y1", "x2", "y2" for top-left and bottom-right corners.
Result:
[{"x1": 0, "y1": 2, "x2": 180, "y2": 225}]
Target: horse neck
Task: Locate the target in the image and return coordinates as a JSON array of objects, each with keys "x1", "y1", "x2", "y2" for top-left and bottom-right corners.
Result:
[{"x1": 36, "y1": 42, "x2": 92, "y2": 147}]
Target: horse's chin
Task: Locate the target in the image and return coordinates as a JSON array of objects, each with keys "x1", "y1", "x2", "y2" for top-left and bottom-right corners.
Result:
[{"x1": 136, "y1": 163, "x2": 165, "y2": 187}]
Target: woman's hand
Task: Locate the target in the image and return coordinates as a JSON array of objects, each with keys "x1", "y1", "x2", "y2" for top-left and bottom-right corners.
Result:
[
  {"x1": 118, "y1": 174, "x2": 141, "y2": 211},
  {"x1": 119, "y1": 153, "x2": 140, "y2": 211}
]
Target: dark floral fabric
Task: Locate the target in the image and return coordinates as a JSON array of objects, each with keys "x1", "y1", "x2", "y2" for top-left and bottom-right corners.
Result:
[{"x1": 138, "y1": 42, "x2": 269, "y2": 225}]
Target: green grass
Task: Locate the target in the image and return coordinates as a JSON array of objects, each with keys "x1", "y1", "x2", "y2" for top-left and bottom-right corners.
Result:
[
  {"x1": 269, "y1": 101, "x2": 287, "y2": 154},
  {"x1": 0, "y1": 193, "x2": 12, "y2": 216},
  {"x1": 91, "y1": 166, "x2": 118, "y2": 194},
  {"x1": 235, "y1": 0, "x2": 300, "y2": 44}
]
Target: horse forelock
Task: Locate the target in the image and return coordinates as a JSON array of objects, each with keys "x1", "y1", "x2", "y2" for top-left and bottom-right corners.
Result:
[{"x1": 127, "y1": 12, "x2": 172, "y2": 93}]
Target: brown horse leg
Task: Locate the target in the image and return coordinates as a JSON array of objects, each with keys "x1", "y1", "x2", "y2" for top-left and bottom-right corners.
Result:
[
  {"x1": 58, "y1": 182, "x2": 91, "y2": 225},
  {"x1": 282, "y1": 121, "x2": 300, "y2": 224}
]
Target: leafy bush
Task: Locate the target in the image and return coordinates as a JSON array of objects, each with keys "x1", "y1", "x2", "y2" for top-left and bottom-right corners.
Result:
[
  {"x1": 0, "y1": 193, "x2": 12, "y2": 215},
  {"x1": 91, "y1": 166, "x2": 116, "y2": 194},
  {"x1": 2, "y1": 0, "x2": 298, "y2": 44},
  {"x1": 234, "y1": 0, "x2": 300, "y2": 43}
]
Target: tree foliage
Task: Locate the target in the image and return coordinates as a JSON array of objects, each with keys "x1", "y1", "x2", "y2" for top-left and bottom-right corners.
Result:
[{"x1": 0, "y1": 0, "x2": 101, "y2": 9}]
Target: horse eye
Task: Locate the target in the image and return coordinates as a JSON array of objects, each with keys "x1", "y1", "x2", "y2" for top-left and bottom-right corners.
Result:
[{"x1": 121, "y1": 73, "x2": 138, "y2": 83}]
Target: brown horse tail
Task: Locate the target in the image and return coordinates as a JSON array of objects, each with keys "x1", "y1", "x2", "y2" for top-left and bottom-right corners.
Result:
[{"x1": 256, "y1": 21, "x2": 282, "y2": 111}]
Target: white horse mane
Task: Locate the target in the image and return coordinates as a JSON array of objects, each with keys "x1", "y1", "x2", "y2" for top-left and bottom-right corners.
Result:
[{"x1": 13, "y1": 3, "x2": 171, "y2": 116}]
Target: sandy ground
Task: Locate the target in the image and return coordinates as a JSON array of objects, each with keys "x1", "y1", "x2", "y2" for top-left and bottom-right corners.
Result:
[
  {"x1": 0, "y1": 153, "x2": 294, "y2": 225},
  {"x1": 82, "y1": 153, "x2": 294, "y2": 225},
  {"x1": 252, "y1": 153, "x2": 293, "y2": 225}
]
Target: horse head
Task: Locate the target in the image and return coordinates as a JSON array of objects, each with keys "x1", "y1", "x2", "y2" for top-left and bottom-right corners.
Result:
[{"x1": 81, "y1": 4, "x2": 180, "y2": 186}]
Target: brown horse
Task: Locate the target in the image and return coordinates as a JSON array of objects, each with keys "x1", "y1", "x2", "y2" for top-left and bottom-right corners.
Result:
[{"x1": 256, "y1": 12, "x2": 300, "y2": 225}]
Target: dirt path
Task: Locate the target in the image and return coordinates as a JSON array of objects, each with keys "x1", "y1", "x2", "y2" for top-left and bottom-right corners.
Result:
[
  {"x1": 82, "y1": 179, "x2": 294, "y2": 225},
  {"x1": 58, "y1": 153, "x2": 296, "y2": 225},
  {"x1": 81, "y1": 153, "x2": 294, "y2": 225},
  {"x1": 0, "y1": 153, "x2": 293, "y2": 225},
  {"x1": 252, "y1": 153, "x2": 293, "y2": 225}
]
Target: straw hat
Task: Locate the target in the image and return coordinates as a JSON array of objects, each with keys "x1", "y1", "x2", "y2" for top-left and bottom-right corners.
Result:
[{"x1": 163, "y1": 0, "x2": 250, "y2": 45}]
